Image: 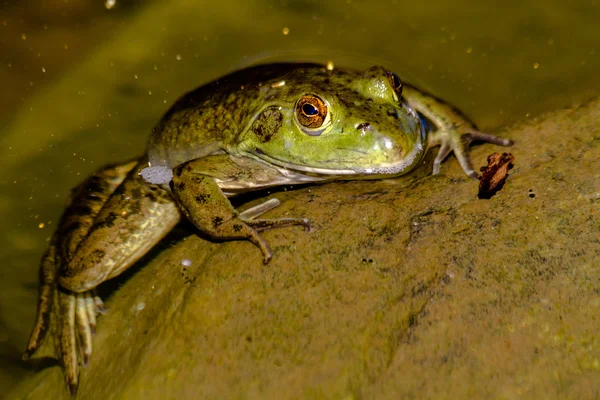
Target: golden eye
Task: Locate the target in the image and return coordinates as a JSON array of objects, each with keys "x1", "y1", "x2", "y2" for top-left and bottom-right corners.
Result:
[
  {"x1": 386, "y1": 71, "x2": 403, "y2": 98},
  {"x1": 295, "y1": 94, "x2": 328, "y2": 131}
]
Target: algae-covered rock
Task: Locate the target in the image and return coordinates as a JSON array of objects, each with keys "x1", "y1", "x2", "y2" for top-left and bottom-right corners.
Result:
[{"x1": 10, "y1": 96, "x2": 600, "y2": 399}]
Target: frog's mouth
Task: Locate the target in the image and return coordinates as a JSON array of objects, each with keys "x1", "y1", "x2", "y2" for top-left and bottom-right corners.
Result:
[
  {"x1": 251, "y1": 149, "x2": 355, "y2": 176},
  {"x1": 250, "y1": 139, "x2": 426, "y2": 178}
]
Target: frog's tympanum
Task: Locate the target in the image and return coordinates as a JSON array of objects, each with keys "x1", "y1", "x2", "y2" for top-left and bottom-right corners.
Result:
[{"x1": 23, "y1": 63, "x2": 512, "y2": 393}]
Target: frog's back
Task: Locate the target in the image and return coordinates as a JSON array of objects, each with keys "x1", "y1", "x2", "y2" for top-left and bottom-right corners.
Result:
[{"x1": 147, "y1": 63, "x2": 329, "y2": 168}]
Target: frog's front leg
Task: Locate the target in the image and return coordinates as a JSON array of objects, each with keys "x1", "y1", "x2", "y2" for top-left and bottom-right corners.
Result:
[
  {"x1": 403, "y1": 85, "x2": 513, "y2": 179},
  {"x1": 170, "y1": 159, "x2": 310, "y2": 263}
]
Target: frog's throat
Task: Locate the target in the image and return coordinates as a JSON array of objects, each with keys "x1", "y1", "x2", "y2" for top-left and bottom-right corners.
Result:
[{"x1": 249, "y1": 139, "x2": 427, "y2": 178}]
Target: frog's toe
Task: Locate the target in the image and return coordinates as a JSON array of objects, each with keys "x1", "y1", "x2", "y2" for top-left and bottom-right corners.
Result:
[
  {"x1": 432, "y1": 143, "x2": 452, "y2": 175},
  {"x1": 83, "y1": 290, "x2": 106, "y2": 334},
  {"x1": 245, "y1": 217, "x2": 312, "y2": 233},
  {"x1": 465, "y1": 130, "x2": 514, "y2": 147},
  {"x1": 58, "y1": 290, "x2": 105, "y2": 394},
  {"x1": 81, "y1": 292, "x2": 106, "y2": 360},
  {"x1": 84, "y1": 294, "x2": 97, "y2": 334},
  {"x1": 451, "y1": 139, "x2": 480, "y2": 180},
  {"x1": 239, "y1": 199, "x2": 311, "y2": 232},
  {"x1": 242, "y1": 217, "x2": 311, "y2": 263},
  {"x1": 239, "y1": 198, "x2": 281, "y2": 220},
  {"x1": 59, "y1": 291, "x2": 79, "y2": 394},
  {"x1": 249, "y1": 232, "x2": 272, "y2": 264},
  {"x1": 75, "y1": 294, "x2": 93, "y2": 365},
  {"x1": 460, "y1": 130, "x2": 513, "y2": 179},
  {"x1": 94, "y1": 294, "x2": 107, "y2": 314}
]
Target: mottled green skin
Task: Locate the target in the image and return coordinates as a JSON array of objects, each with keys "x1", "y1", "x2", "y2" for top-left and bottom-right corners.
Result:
[
  {"x1": 148, "y1": 63, "x2": 425, "y2": 177},
  {"x1": 24, "y1": 63, "x2": 512, "y2": 395}
]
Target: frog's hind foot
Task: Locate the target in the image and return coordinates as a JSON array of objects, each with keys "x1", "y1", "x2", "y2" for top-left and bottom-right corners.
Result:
[
  {"x1": 59, "y1": 289, "x2": 105, "y2": 394},
  {"x1": 59, "y1": 290, "x2": 78, "y2": 394},
  {"x1": 432, "y1": 129, "x2": 513, "y2": 180}
]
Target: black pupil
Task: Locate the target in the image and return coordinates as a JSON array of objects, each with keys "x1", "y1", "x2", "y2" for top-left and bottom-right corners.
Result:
[{"x1": 302, "y1": 103, "x2": 318, "y2": 116}]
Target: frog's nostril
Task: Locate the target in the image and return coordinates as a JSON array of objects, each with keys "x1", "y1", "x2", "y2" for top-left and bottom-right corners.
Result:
[{"x1": 356, "y1": 122, "x2": 371, "y2": 131}]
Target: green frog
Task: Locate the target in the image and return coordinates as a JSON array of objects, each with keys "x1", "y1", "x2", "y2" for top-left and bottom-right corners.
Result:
[{"x1": 23, "y1": 63, "x2": 512, "y2": 393}]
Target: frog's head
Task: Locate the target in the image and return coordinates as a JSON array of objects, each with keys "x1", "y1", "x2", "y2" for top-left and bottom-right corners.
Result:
[{"x1": 236, "y1": 65, "x2": 427, "y2": 178}]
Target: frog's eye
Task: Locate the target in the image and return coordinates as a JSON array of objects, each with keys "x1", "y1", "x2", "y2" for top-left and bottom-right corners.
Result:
[
  {"x1": 386, "y1": 71, "x2": 403, "y2": 99},
  {"x1": 295, "y1": 94, "x2": 329, "y2": 135}
]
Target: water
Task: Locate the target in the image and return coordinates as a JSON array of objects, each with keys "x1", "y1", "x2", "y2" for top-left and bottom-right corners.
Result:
[{"x1": 1, "y1": 0, "x2": 599, "y2": 394}]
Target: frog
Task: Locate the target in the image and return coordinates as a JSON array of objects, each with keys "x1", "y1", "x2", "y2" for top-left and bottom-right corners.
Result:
[{"x1": 22, "y1": 63, "x2": 512, "y2": 394}]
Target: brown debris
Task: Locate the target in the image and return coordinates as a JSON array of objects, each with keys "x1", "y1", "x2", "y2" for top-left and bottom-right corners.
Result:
[{"x1": 477, "y1": 152, "x2": 515, "y2": 199}]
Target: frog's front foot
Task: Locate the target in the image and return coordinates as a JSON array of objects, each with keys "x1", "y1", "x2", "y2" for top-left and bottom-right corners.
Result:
[
  {"x1": 239, "y1": 198, "x2": 311, "y2": 263},
  {"x1": 430, "y1": 127, "x2": 513, "y2": 180}
]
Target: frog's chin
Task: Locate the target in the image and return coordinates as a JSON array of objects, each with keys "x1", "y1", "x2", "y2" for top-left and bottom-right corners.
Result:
[{"x1": 251, "y1": 141, "x2": 426, "y2": 178}]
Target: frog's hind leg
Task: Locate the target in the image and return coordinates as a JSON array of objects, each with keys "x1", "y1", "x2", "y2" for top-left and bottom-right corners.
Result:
[
  {"x1": 58, "y1": 161, "x2": 182, "y2": 292},
  {"x1": 23, "y1": 160, "x2": 142, "y2": 394},
  {"x1": 23, "y1": 159, "x2": 181, "y2": 394},
  {"x1": 23, "y1": 161, "x2": 137, "y2": 362},
  {"x1": 52, "y1": 160, "x2": 181, "y2": 393},
  {"x1": 171, "y1": 160, "x2": 310, "y2": 264}
]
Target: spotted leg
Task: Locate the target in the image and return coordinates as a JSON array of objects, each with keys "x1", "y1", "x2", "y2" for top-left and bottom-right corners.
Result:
[
  {"x1": 24, "y1": 159, "x2": 182, "y2": 394},
  {"x1": 170, "y1": 159, "x2": 310, "y2": 264},
  {"x1": 24, "y1": 160, "x2": 137, "y2": 363}
]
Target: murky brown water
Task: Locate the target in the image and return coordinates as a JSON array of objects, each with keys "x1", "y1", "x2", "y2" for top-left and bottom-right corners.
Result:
[{"x1": 1, "y1": 0, "x2": 599, "y2": 394}]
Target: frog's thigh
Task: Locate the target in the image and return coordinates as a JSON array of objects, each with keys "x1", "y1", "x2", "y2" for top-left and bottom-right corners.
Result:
[
  {"x1": 58, "y1": 163, "x2": 181, "y2": 293},
  {"x1": 171, "y1": 160, "x2": 274, "y2": 262},
  {"x1": 24, "y1": 160, "x2": 138, "y2": 360}
]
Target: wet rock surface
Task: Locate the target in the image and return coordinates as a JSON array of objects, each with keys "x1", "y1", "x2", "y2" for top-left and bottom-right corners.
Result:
[{"x1": 10, "y1": 98, "x2": 600, "y2": 399}]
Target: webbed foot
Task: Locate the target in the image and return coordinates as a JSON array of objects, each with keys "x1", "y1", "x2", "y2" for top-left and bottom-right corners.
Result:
[
  {"x1": 60, "y1": 289, "x2": 105, "y2": 394},
  {"x1": 403, "y1": 84, "x2": 514, "y2": 180}
]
